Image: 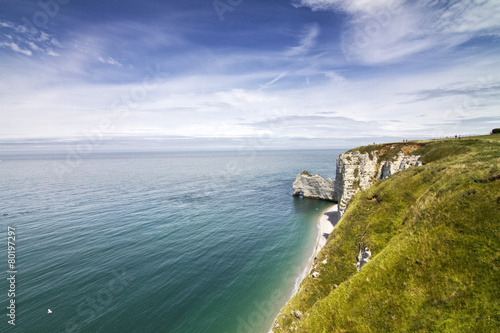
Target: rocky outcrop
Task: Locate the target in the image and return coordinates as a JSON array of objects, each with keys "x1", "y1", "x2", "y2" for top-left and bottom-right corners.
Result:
[
  {"x1": 292, "y1": 144, "x2": 422, "y2": 216},
  {"x1": 335, "y1": 151, "x2": 379, "y2": 215},
  {"x1": 378, "y1": 151, "x2": 422, "y2": 180},
  {"x1": 356, "y1": 247, "x2": 371, "y2": 271},
  {"x1": 292, "y1": 171, "x2": 337, "y2": 202},
  {"x1": 335, "y1": 146, "x2": 422, "y2": 216}
]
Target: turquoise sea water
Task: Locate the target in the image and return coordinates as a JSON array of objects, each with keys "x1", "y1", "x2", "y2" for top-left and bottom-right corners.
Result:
[{"x1": 0, "y1": 150, "x2": 342, "y2": 333}]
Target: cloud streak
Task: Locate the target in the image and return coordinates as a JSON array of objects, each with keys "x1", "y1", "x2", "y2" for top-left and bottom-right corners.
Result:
[
  {"x1": 286, "y1": 23, "x2": 320, "y2": 56},
  {"x1": 0, "y1": 42, "x2": 32, "y2": 56},
  {"x1": 0, "y1": 19, "x2": 63, "y2": 57},
  {"x1": 298, "y1": 0, "x2": 500, "y2": 64}
]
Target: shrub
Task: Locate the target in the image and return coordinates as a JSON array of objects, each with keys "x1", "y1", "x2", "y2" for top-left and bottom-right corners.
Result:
[{"x1": 300, "y1": 170, "x2": 312, "y2": 176}]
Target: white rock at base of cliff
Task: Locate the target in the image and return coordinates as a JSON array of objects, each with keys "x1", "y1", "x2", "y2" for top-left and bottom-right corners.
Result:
[{"x1": 292, "y1": 171, "x2": 336, "y2": 201}]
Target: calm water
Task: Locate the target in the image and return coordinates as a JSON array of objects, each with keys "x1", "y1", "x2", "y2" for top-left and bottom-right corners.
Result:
[{"x1": 0, "y1": 150, "x2": 342, "y2": 333}]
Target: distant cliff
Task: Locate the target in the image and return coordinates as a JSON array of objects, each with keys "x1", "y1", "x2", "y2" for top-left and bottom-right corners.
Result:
[
  {"x1": 335, "y1": 144, "x2": 422, "y2": 216},
  {"x1": 292, "y1": 143, "x2": 422, "y2": 216},
  {"x1": 292, "y1": 171, "x2": 336, "y2": 201}
]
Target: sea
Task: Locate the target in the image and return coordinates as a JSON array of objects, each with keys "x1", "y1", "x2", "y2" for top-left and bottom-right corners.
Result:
[{"x1": 0, "y1": 149, "x2": 343, "y2": 333}]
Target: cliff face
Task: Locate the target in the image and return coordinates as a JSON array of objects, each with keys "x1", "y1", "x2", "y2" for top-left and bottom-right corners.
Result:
[
  {"x1": 292, "y1": 171, "x2": 336, "y2": 202},
  {"x1": 335, "y1": 145, "x2": 422, "y2": 216},
  {"x1": 335, "y1": 151, "x2": 379, "y2": 216},
  {"x1": 291, "y1": 144, "x2": 422, "y2": 215}
]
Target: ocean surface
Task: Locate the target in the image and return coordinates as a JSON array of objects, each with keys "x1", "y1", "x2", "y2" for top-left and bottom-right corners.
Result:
[{"x1": 0, "y1": 149, "x2": 343, "y2": 333}]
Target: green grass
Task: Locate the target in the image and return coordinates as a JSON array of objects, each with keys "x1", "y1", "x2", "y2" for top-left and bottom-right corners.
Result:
[
  {"x1": 349, "y1": 140, "x2": 423, "y2": 161},
  {"x1": 274, "y1": 136, "x2": 500, "y2": 332}
]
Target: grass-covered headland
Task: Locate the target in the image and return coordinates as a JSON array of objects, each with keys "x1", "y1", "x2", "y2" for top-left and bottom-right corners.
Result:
[{"x1": 274, "y1": 135, "x2": 500, "y2": 332}]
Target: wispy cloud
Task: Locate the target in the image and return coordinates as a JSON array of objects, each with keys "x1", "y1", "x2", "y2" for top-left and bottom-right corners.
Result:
[
  {"x1": 259, "y1": 71, "x2": 288, "y2": 89},
  {"x1": 294, "y1": 0, "x2": 402, "y2": 14},
  {"x1": 0, "y1": 19, "x2": 63, "y2": 57},
  {"x1": 98, "y1": 56, "x2": 123, "y2": 67},
  {"x1": 297, "y1": 0, "x2": 500, "y2": 64},
  {"x1": 0, "y1": 21, "x2": 16, "y2": 29},
  {"x1": 408, "y1": 83, "x2": 500, "y2": 103},
  {"x1": 46, "y1": 49, "x2": 61, "y2": 57},
  {"x1": 286, "y1": 23, "x2": 320, "y2": 56},
  {"x1": 27, "y1": 41, "x2": 41, "y2": 51},
  {"x1": 0, "y1": 42, "x2": 32, "y2": 56}
]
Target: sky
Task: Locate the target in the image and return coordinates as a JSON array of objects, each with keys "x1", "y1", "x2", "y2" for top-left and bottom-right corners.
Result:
[{"x1": 1, "y1": 0, "x2": 500, "y2": 153}]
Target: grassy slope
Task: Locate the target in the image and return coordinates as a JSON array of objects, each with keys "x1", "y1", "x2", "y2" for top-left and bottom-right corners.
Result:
[{"x1": 274, "y1": 135, "x2": 500, "y2": 332}]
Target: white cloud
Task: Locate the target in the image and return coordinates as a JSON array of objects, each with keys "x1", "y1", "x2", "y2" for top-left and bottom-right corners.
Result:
[
  {"x1": 286, "y1": 23, "x2": 320, "y2": 56},
  {"x1": 298, "y1": 0, "x2": 500, "y2": 64},
  {"x1": 51, "y1": 38, "x2": 62, "y2": 47},
  {"x1": 295, "y1": 0, "x2": 402, "y2": 14},
  {"x1": 0, "y1": 42, "x2": 32, "y2": 56},
  {"x1": 38, "y1": 31, "x2": 50, "y2": 42},
  {"x1": 1, "y1": 20, "x2": 63, "y2": 57},
  {"x1": 46, "y1": 49, "x2": 61, "y2": 57},
  {"x1": 28, "y1": 42, "x2": 41, "y2": 51},
  {"x1": 97, "y1": 56, "x2": 123, "y2": 67},
  {"x1": 436, "y1": 0, "x2": 500, "y2": 35},
  {"x1": 0, "y1": 20, "x2": 15, "y2": 28},
  {"x1": 324, "y1": 71, "x2": 345, "y2": 82},
  {"x1": 259, "y1": 71, "x2": 288, "y2": 89}
]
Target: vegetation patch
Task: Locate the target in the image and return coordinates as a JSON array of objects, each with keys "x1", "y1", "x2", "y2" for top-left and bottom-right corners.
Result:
[
  {"x1": 350, "y1": 141, "x2": 424, "y2": 162},
  {"x1": 300, "y1": 170, "x2": 312, "y2": 177}
]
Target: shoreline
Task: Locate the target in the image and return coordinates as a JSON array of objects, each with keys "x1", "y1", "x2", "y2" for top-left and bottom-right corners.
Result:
[
  {"x1": 293, "y1": 204, "x2": 338, "y2": 295},
  {"x1": 269, "y1": 203, "x2": 338, "y2": 332},
  {"x1": 306, "y1": 204, "x2": 338, "y2": 277}
]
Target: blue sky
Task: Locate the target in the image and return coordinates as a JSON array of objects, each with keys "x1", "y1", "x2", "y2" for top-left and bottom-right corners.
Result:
[{"x1": 1, "y1": 0, "x2": 499, "y2": 152}]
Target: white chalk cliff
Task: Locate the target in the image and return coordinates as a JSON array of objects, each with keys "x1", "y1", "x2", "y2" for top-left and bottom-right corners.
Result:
[
  {"x1": 293, "y1": 144, "x2": 422, "y2": 217},
  {"x1": 292, "y1": 171, "x2": 336, "y2": 201},
  {"x1": 335, "y1": 147, "x2": 422, "y2": 216}
]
